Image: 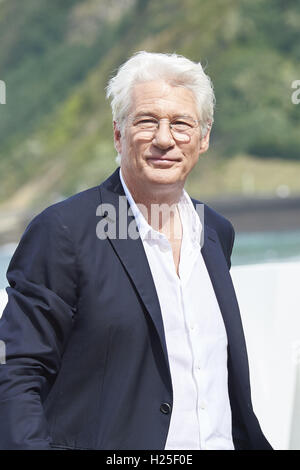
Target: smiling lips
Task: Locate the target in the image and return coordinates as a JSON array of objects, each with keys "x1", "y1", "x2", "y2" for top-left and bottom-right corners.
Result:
[{"x1": 146, "y1": 156, "x2": 181, "y2": 163}]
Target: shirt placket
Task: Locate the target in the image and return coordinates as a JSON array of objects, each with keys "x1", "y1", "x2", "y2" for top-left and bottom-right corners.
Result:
[{"x1": 177, "y1": 206, "x2": 204, "y2": 447}]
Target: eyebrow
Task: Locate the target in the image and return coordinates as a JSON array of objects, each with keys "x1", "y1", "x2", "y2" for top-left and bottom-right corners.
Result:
[{"x1": 132, "y1": 111, "x2": 197, "y2": 120}]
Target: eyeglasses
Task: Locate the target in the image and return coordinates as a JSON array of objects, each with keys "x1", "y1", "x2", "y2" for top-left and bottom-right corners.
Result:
[{"x1": 129, "y1": 115, "x2": 201, "y2": 142}]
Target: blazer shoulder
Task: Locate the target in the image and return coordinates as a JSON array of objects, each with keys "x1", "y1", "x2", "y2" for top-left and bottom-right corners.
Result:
[
  {"x1": 38, "y1": 168, "x2": 121, "y2": 226},
  {"x1": 205, "y1": 203, "x2": 234, "y2": 234},
  {"x1": 29, "y1": 184, "x2": 102, "y2": 231},
  {"x1": 191, "y1": 197, "x2": 235, "y2": 265},
  {"x1": 47, "y1": 184, "x2": 101, "y2": 214},
  {"x1": 191, "y1": 197, "x2": 233, "y2": 232}
]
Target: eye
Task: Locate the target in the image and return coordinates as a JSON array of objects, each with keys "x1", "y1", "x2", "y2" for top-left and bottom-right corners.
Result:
[
  {"x1": 172, "y1": 120, "x2": 193, "y2": 131},
  {"x1": 134, "y1": 117, "x2": 157, "y2": 128}
]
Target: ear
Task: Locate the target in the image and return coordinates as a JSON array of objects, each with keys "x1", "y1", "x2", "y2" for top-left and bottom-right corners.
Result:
[
  {"x1": 199, "y1": 122, "x2": 212, "y2": 155},
  {"x1": 113, "y1": 121, "x2": 122, "y2": 154}
]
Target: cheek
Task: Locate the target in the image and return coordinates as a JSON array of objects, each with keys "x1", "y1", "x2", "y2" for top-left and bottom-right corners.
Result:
[
  {"x1": 122, "y1": 135, "x2": 148, "y2": 166},
  {"x1": 130, "y1": 138, "x2": 149, "y2": 159},
  {"x1": 183, "y1": 141, "x2": 201, "y2": 163}
]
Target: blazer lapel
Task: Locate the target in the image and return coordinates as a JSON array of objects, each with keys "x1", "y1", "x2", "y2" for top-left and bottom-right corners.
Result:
[
  {"x1": 98, "y1": 169, "x2": 171, "y2": 381},
  {"x1": 201, "y1": 224, "x2": 250, "y2": 391}
]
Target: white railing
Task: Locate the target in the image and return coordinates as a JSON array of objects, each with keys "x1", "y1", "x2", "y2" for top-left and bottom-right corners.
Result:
[
  {"x1": 1, "y1": 261, "x2": 300, "y2": 450},
  {"x1": 0, "y1": 290, "x2": 7, "y2": 317}
]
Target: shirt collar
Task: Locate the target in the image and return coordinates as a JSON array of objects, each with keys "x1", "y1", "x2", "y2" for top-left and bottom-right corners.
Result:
[
  {"x1": 119, "y1": 168, "x2": 202, "y2": 244},
  {"x1": 119, "y1": 168, "x2": 153, "y2": 240}
]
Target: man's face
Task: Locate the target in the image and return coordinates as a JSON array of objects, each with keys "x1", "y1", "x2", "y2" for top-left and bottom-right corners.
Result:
[{"x1": 114, "y1": 80, "x2": 211, "y2": 192}]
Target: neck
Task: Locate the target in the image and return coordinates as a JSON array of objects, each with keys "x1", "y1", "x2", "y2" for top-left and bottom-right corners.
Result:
[
  {"x1": 121, "y1": 169, "x2": 183, "y2": 205},
  {"x1": 120, "y1": 169, "x2": 184, "y2": 235}
]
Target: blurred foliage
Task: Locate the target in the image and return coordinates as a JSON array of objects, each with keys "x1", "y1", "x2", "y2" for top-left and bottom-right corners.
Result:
[{"x1": 0, "y1": 0, "x2": 299, "y2": 209}]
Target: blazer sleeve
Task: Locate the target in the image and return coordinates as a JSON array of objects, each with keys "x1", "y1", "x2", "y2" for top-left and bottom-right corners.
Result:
[
  {"x1": 227, "y1": 221, "x2": 235, "y2": 270},
  {"x1": 0, "y1": 206, "x2": 78, "y2": 449},
  {"x1": 215, "y1": 217, "x2": 235, "y2": 270}
]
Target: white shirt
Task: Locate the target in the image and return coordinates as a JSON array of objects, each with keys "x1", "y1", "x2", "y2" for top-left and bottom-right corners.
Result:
[{"x1": 120, "y1": 169, "x2": 234, "y2": 450}]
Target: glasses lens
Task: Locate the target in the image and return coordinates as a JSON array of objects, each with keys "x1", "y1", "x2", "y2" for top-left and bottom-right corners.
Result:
[
  {"x1": 131, "y1": 116, "x2": 196, "y2": 142},
  {"x1": 133, "y1": 118, "x2": 157, "y2": 130}
]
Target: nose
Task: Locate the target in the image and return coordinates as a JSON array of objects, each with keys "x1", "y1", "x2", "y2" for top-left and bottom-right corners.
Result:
[{"x1": 152, "y1": 120, "x2": 175, "y2": 149}]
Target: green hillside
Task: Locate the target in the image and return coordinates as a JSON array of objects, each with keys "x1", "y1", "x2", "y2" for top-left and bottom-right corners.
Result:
[{"x1": 0, "y1": 0, "x2": 300, "y2": 212}]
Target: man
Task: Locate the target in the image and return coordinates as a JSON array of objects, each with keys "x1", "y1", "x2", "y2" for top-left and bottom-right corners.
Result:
[{"x1": 0, "y1": 51, "x2": 271, "y2": 450}]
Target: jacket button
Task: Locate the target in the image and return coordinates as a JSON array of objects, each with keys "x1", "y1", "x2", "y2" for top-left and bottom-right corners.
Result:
[{"x1": 160, "y1": 402, "x2": 171, "y2": 414}]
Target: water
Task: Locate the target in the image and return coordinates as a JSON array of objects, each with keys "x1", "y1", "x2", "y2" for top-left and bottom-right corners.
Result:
[
  {"x1": 0, "y1": 231, "x2": 300, "y2": 289},
  {"x1": 231, "y1": 230, "x2": 300, "y2": 266}
]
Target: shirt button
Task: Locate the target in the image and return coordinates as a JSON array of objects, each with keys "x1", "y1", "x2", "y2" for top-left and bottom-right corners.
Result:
[
  {"x1": 160, "y1": 402, "x2": 172, "y2": 414},
  {"x1": 199, "y1": 401, "x2": 206, "y2": 410}
]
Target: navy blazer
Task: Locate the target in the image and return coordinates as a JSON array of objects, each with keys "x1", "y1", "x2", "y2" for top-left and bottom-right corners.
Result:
[{"x1": 0, "y1": 168, "x2": 271, "y2": 450}]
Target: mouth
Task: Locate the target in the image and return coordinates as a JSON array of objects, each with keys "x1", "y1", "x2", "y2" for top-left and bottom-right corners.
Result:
[{"x1": 146, "y1": 156, "x2": 181, "y2": 165}]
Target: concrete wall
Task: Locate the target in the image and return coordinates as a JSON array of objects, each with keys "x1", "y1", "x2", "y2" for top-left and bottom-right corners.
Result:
[{"x1": 231, "y1": 262, "x2": 300, "y2": 449}]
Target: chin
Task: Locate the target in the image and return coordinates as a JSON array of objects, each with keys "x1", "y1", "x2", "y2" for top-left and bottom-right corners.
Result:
[{"x1": 143, "y1": 167, "x2": 184, "y2": 186}]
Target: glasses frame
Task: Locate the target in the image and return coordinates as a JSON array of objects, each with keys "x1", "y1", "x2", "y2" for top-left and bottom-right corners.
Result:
[{"x1": 128, "y1": 115, "x2": 202, "y2": 142}]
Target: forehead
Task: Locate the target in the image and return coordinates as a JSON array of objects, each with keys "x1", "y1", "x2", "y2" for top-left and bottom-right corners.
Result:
[{"x1": 130, "y1": 80, "x2": 198, "y2": 118}]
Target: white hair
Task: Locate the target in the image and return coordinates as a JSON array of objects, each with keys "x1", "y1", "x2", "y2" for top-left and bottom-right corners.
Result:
[{"x1": 106, "y1": 51, "x2": 215, "y2": 164}]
